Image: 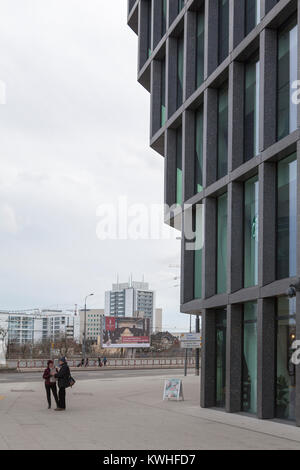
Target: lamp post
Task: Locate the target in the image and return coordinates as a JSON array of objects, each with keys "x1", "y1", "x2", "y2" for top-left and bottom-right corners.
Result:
[{"x1": 82, "y1": 293, "x2": 94, "y2": 362}]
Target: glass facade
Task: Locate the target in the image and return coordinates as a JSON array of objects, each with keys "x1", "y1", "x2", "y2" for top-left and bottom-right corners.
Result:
[
  {"x1": 277, "y1": 153, "x2": 297, "y2": 279},
  {"x1": 242, "y1": 302, "x2": 257, "y2": 414},
  {"x1": 161, "y1": 58, "x2": 166, "y2": 127},
  {"x1": 217, "y1": 83, "x2": 228, "y2": 180},
  {"x1": 245, "y1": 0, "x2": 260, "y2": 36},
  {"x1": 217, "y1": 193, "x2": 228, "y2": 294},
  {"x1": 218, "y1": 0, "x2": 229, "y2": 64},
  {"x1": 216, "y1": 309, "x2": 227, "y2": 408},
  {"x1": 177, "y1": 35, "x2": 184, "y2": 109},
  {"x1": 176, "y1": 126, "x2": 183, "y2": 205},
  {"x1": 196, "y1": 8, "x2": 205, "y2": 89},
  {"x1": 276, "y1": 297, "x2": 296, "y2": 421},
  {"x1": 277, "y1": 18, "x2": 298, "y2": 141},
  {"x1": 194, "y1": 204, "x2": 203, "y2": 299},
  {"x1": 244, "y1": 55, "x2": 260, "y2": 161},
  {"x1": 244, "y1": 176, "x2": 259, "y2": 288},
  {"x1": 195, "y1": 106, "x2": 203, "y2": 193}
]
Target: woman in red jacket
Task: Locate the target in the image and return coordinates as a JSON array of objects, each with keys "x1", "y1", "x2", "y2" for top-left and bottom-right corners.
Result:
[{"x1": 43, "y1": 360, "x2": 59, "y2": 409}]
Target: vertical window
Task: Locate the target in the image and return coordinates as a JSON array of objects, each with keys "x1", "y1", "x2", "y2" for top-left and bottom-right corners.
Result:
[
  {"x1": 195, "y1": 105, "x2": 203, "y2": 193},
  {"x1": 196, "y1": 8, "x2": 205, "y2": 89},
  {"x1": 276, "y1": 297, "x2": 296, "y2": 421},
  {"x1": 244, "y1": 54, "x2": 260, "y2": 161},
  {"x1": 176, "y1": 126, "x2": 183, "y2": 205},
  {"x1": 216, "y1": 309, "x2": 227, "y2": 408},
  {"x1": 242, "y1": 301, "x2": 257, "y2": 414},
  {"x1": 217, "y1": 193, "x2": 228, "y2": 294},
  {"x1": 161, "y1": 59, "x2": 166, "y2": 127},
  {"x1": 277, "y1": 153, "x2": 297, "y2": 279},
  {"x1": 245, "y1": 0, "x2": 260, "y2": 36},
  {"x1": 244, "y1": 176, "x2": 259, "y2": 288},
  {"x1": 162, "y1": 0, "x2": 167, "y2": 37},
  {"x1": 178, "y1": 0, "x2": 185, "y2": 13},
  {"x1": 177, "y1": 35, "x2": 184, "y2": 109},
  {"x1": 217, "y1": 83, "x2": 228, "y2": 180},
  {"x1": 277, "y1": 18, "x2": 298, "y2": 141},
  {"x1": 218, "y1": 0, "x2": 229, "y2": 64},
  {"x1": 194, "y1": 204, "x2": 204, "y2": 299},
  {"x1": 147, "y1": 0, "x2": 152, "y2": 58}
]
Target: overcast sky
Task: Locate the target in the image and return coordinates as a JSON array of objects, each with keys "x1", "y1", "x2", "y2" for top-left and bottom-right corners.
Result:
[{"x1": 0, "y1": 0, "x2": 189, "y2": 332}]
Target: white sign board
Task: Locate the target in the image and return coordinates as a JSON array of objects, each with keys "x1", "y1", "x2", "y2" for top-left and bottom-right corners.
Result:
[
  {"x1": 180, "y1": 333, "x2": 201, "y2": 349},
  {"x1": 163, "y1": 378, "x2": 184, "y2": 401}
]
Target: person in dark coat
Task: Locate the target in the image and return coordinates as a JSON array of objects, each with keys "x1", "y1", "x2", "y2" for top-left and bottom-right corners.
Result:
[
  {"x1": 54, "y1": 357, "x2": 70, "y2": 411},
  {"x1": 43, "y1": 360, "x2": 59, "y2": 409}
]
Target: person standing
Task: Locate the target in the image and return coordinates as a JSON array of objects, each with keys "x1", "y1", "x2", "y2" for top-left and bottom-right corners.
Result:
[
  {"x1": 43, "y1": 360, "x2": 59, "y2": 409},
  {"x1": 103, "y1": 357, "x2": 107, "y2": 367},
  {"x1": 54, "y1": 357, "x2": 70, "y2": 411}
]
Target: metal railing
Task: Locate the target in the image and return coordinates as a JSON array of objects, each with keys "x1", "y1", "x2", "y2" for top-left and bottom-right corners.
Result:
[{"x1": 14, "y1": 357, "x2": 196, "y2": 369}]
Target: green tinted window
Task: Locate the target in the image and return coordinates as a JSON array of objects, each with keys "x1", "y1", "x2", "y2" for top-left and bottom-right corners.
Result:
[
  {"x1": 276, "y1": 297, "x2": 296, "y2": 421},
  {"x1": 244, "y1": 176, "x2": 259, "y2": 287},
  {"x1": 176, "y1": 127, "x2": 183, "y2": 205},
  {"x1": 242, "y1": 302, "x2": 257, "y2": 414},
  {"x1": 244, "y1": 56, "x2": 260, "y2": 161},
  {"x1": 277, "y1": 19, "x2": 298, "y2": 140},
  {"x1": 217, "y1": 83, "x2": 228, "y2": 179},
  {"x1": 194, "y1": 205, "x2": 203, "y2": 299},
  {"x1": 217, "y1": 193, "x2": 228, "y2": 294},
  {"x1": 277, "y1": 154, "x2": 297, "y2": 279},
  {"x1": 195, "y1": 106, "x2": 203, "y2": 193},
  {"x1": 196, "y1": 9, "x2": 205, "y2": 89}
]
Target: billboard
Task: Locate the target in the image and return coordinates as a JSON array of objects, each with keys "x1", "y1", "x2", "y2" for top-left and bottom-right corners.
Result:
[{"x1": 102, "y1": 316, "x2": 150, "y2": 348}]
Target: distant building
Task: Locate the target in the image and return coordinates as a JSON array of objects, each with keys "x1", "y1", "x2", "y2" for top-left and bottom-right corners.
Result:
[
  {"x1": 0, "y1": 310, "x2": 80, "y2": 345},
  {"x1": 105, "y1": 280, "x2": 154, "y2": 329},
  {"x1": 79, "y1": 308, "x2": 104, "y2": 343},
  {"x1": 154, "y1": 308, "x2": 163, "y2": 333}
]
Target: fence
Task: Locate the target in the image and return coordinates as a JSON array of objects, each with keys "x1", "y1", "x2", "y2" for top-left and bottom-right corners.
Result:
[{"x1": 14, "y1": 357, "x2": 196, "y2": 369}]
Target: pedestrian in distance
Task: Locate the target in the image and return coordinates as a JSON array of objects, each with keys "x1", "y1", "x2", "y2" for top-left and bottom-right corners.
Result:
[
  {"x1": 43, "y1": 360, "x2": 59, "y2": 409},
  {"x1": 85, "y1": 357, "x2": 89, "y2": 367},
  {"x1": 103, "y1": 357, "x2": 107, "y2": 367},
  {"x1": 98, "y1": 357, "x2": 102, "y2": 367},
  {"x1": 54, "y1": 357, "x2": 71, "y2": 411}
]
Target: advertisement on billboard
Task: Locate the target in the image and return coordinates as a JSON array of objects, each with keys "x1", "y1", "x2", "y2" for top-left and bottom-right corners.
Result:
[{"x1": 102, "y1": 316, "x2": 150, "y2": 348}]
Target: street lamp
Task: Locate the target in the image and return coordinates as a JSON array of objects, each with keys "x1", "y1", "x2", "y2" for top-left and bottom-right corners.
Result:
[{"x1": 82, "y1": 293, "x2": 94, "y2": 362}]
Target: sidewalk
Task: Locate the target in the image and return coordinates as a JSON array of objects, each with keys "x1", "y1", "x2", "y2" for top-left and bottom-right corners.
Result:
[{"x1": 0, "y1": 373, "x2": 300, "y2": 450}]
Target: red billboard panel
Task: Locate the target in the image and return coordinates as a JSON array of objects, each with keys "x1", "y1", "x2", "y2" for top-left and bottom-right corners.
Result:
[{"x1": 102, "y1": 317, "x2": 150, "y2": 349}]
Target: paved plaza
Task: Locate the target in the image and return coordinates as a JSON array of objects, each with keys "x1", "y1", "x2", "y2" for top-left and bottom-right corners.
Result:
[{"x1": 0, "y1": 369, "x2": 300, "y2": 450}]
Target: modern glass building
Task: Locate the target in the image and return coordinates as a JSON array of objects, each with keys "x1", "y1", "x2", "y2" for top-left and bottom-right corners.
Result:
[{"x1": 128, "y1": 0, "x2": 300, "y2": 425}]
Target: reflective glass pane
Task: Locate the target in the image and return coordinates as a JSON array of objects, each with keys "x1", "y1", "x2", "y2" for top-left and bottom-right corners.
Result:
[
  {"x1": 242, "y1": 302, "x2": 257, "y2": 414},
  {"x1": 217, "y1": 193, "x2": 228, "y2": 294},
  {"x1": 218, "y1": 0, "x2": 229, "y2": 64},
  {"x1": 217, "y1": 83, "x2": 228, "y2": 179},
  {"x1": 276, "y1": 297, "x2": 296, "y2": 421},
  {"x1": 196, "y1": 9, "x2": 205, "y2": 89},
  {"x1": 244, "y1": 57, "x2": 260, "y2": 161},
  {"x1": 277, "y1": 20, "x2": 298, "y2": 140},
  {"x1": 176, "y1": 127, "x2": 183, "y2": 205},
  {"x1": 277, "y1": 154, "x2": 297, "y2": 279},
  {"x1": 195, "y1": 106, "x2": 203, "y2": 193},
  {"x1": 244, "y1": 176, "x2": 259, "y2": 287},
  {"x1": 216, "y1": 309, "x2": 227, "y2": 408}
]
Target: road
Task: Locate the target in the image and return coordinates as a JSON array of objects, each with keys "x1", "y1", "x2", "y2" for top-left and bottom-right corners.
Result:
[{"x1": 0, "y1": 368, "x2": 188, "y2": 384}]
